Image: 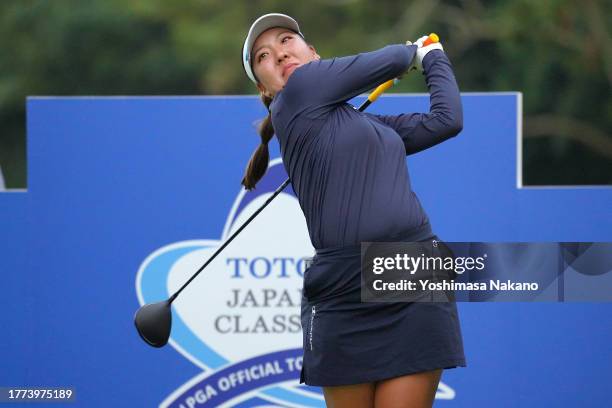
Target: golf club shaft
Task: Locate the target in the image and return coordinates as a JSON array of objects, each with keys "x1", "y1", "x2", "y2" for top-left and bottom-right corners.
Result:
[
  {"x1": 169, "y1": 34, "x2": 439, "y2": 304},
  {"x1": 169, "y1": 177, "x2": 290, "y2": 303}
]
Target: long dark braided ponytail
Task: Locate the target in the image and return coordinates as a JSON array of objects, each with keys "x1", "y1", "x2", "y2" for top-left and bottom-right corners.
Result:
[{"x1": 241, "y1": 94, "x2": 274, "y2": 190}]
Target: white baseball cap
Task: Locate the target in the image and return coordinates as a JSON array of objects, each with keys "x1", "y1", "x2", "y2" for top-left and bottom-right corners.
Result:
[{"x1": 242, "y1": 13, "x2": 304, "y2": 83}]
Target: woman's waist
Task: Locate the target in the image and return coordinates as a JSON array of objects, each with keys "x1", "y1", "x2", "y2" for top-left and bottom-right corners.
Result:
[
  {"x1": 303, "y1": 222, "x2": 435, "y2": 302},
  {"x1": 314, "y1": 222, "x2": 434, "y2": 259}
]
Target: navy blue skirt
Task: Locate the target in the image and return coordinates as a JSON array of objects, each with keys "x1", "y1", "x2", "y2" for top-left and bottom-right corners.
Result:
[{"x1": 299, "y1": 224, "x2": 466, "y2": 386}]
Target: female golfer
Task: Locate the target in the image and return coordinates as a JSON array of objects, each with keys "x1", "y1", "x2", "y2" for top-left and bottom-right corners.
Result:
[{"x1": 241, "y1": 13, "x2": 465, "y2": 408}]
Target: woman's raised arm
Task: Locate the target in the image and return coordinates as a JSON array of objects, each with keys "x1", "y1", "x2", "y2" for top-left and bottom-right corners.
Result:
[{"x1": 366, "y1": 49, "x2": 463, "y2": 155}]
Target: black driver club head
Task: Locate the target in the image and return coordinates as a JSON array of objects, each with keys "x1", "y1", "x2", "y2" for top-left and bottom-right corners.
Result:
[{"x1": 134, "y1": 300, "x2": 172, "y2": 348}]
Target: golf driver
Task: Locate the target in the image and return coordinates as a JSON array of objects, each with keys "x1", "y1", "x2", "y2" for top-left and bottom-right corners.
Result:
[{"x1": 134, "y1": 34, "x2": 440, "y2": 348}]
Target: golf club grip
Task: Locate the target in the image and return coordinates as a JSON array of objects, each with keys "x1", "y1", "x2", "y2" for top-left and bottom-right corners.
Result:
[
  {"x1": 169, "y1": 36, "x2": 439, "y2": 303},
  {"x1": 359, "y1": 33, "x2": 439, "y2": 110}
]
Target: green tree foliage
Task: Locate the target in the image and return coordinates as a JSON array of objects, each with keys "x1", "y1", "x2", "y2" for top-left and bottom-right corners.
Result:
[{"x1": 0, "y1": 0, "x2": 610, "y2": 187}]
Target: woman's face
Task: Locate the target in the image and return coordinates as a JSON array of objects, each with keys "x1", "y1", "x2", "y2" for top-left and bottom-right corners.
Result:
[{"x1": 251, "y1": 27, "x2": 320, "y2": 97}]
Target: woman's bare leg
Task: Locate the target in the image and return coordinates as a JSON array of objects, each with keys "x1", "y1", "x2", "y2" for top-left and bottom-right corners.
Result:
[
  {"x1": 374, "y1": 369, "x2": 443, "y2": 408},
  {"x1": 323, "y1": 382, "x2": 376, "y2": 408}
]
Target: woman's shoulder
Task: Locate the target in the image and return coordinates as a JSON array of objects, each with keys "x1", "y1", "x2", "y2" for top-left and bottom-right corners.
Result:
[
  {"x1": 279, "y1": 59, "x2": 323, "y2": 98},
  {"x1": 271, "y1": 60, "x2": 327, "y2": 118}
]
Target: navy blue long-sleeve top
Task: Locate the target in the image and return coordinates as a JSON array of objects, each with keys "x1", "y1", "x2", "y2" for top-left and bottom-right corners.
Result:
[{"x1": 270, "y1": 45, "x2": 462, "y2": 250}]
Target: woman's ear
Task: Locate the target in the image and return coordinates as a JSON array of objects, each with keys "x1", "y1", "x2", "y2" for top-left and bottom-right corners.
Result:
[
  {"x1": 309, "y1": 45, "x2": 320, "y2": 60},
  {"x1": 256, "y1": 83, "x2": 272, "y2": 98}
]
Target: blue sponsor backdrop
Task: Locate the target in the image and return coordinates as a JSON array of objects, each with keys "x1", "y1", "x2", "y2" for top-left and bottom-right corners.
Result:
[{"x1": 0, "y1": 94, "x2": 610, "y2": 407}]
